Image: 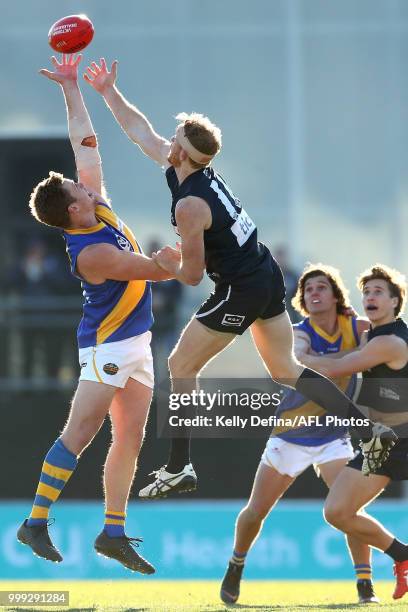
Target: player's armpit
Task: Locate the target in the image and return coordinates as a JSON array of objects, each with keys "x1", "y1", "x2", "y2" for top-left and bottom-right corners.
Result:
[
  {"x1": 77, "y1": 243, "x2": 174, "y2": 284},
  {"x1": 131, "y1": 125, "x2": 171, "y2": 166}
]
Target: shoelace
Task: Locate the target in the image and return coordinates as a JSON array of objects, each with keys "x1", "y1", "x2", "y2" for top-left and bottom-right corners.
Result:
[
  {"x1": 361, "y1": 583, "x2": 375, "y2": 597},
  {"x1": 125, "y1": 537, "x2": 143, "y2": 549},
  {"x1": 33, "y1": 518, "x2": 55, "y2": 537},
  {"x1": 148, "y1": 466, "x2": 166, "y2": 479}
]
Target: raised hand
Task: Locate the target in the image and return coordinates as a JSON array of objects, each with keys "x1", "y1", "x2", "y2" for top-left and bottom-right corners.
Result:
[
  {"x1": 83, "y1": 58, "x2": 118, "y2": 95},
  {"x1": 39, "y1": 54, "x2": 82, "y2": 85}
]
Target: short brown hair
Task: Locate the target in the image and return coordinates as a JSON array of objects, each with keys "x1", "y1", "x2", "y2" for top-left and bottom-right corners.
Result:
[
  {"x1": 357, "y1": 264, "x2": 406, "y2": 316},
  {"x1": 292, "y1": 263, "x2": 350, "y2": 317},
  {"x1": 29, "y1": 172, "x2": 74, "y2": 229},
  {"x1": 176, "y1": 112, "x2": 222, "y2": 169}
]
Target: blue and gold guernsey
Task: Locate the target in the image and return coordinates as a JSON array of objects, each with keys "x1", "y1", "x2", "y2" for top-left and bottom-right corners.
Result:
[
  {"x1": 62, "y1": 202, "x2": 153, "y2": 349},
  {"x1": 273, "y1": 315, "x2": 360, "y2": 445}
]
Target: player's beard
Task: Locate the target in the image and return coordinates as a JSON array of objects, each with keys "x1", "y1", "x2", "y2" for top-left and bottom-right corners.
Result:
[{"x1": 167, "y1": 150, "x2": 181, "y2": 167}]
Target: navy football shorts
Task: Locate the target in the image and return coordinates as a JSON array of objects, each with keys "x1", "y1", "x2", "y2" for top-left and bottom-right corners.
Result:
[{"x1": 195, "y1": 254, "x2": 286, "y2": 335}]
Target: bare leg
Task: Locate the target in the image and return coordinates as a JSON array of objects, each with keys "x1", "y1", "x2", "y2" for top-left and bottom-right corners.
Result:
[
  {"x1": 319, "y1": 460, "x2": 372, "y2": 569},
  {"x1": 60, "y1": 380, "x2": 116, "y2": 455},
  {"x1": 250, "y1": 312, "x2": 303, "y2": 380},
  {"x1": 234, "y1": 462, "x2": 295, "y2": 554},
  {"x1": 324, "y1": 467, "x2": 391, "y2": 550},
  {"x1": 167, "y1": 317, "x2": 236, "y2": 471},
  {"x1": 104, "y1": 378, "x2": 152, "y2": 511}
]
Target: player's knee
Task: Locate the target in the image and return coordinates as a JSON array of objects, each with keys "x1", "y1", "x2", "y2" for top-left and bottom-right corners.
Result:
[
  {"x1": 62, "y1": 415, "x2": 103, "y2": 454},
  {"x1": 115, "y1": 425, "x2": 145, "y2": 454},
  {"x1": 168, "y1": 351, "x2": 200, "y2": 379},
  {"x1": 269, "y1": 360, "x2": 299, "y2": 380},
  {"x1": 324, "y1": 502, "x2": 351, "y2": 529},
  {"x1": 241, "y1": 504, "x2": 268, "y2": 524}
]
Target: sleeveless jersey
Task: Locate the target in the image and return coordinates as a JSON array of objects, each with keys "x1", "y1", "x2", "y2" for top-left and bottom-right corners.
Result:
[
  {"x1": 63, "y1": 202, "x2": 153, "y2": 349},
  {"x1": 356, "y1": 318, "x2": 408, "y2": 434},
  {"x1": 273, "y1": 315, "x2": 359, "y2": 445},
  {"x1": 166, "y1": 166, "x2": 269, "y2": 282}
]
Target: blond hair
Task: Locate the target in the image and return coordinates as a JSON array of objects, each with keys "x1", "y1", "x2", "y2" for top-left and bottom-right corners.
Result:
[{"x1": 176, "y1": 112, "x2": 222, "y2": 169}]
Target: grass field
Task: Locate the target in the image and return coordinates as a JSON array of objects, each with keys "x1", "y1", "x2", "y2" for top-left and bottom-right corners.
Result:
[{"x1": 1, "y1": 580, "x2": 406, "y2": 611}]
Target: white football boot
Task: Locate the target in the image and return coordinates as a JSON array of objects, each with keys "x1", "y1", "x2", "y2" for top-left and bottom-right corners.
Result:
[{"x1": 138, "y1": 463, "x2": 197, "y2": 499}]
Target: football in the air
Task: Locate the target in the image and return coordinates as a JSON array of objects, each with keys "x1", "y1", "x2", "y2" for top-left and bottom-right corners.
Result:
[{"x1": 48, "y1": 15, "x2": 94, "y2": 53}]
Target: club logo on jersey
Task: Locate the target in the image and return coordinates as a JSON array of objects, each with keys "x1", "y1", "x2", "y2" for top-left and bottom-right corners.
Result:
[
  {"x1": 115, "y1": 233, "x2": 133, "y2": 252},
  {"x1": 379, "y1": 386, "x2": 400, "y2": 401},
  {"x1": 103, "y1": 363, "x2": 119, "y2": 375},
  {"x1": 222, "y1": 314, "x2": 246, "y2": 327}
]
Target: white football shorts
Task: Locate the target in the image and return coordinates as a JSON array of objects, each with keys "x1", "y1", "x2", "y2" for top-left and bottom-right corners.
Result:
[
  {"x1": 78, "y1": 331, "x2": 154, "y2": 389},
  {"x1": 261, "y1": 436, "x2": 355, "y2": 478}
]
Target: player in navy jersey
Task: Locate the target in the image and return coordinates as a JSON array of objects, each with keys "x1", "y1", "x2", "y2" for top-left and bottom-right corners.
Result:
[
  {"x1": 16, "y1": 55, "x2": 174, "y2": 573},
  {"x1": 301, "y1": 265, "x2": 408, "y2": 601},
  {"x1": 221, "y1": 265, "x2": 379, "y2": 605},
  {"x1": 84, "y1": 58, "x2": 395, "y2": 497}
]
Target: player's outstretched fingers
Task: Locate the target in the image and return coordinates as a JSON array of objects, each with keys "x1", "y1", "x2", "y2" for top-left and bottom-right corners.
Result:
[
  {"x1": 39, "y1": 69, "x2": 54, "y2": 80},
  {"x1": 86, "y1": 66, "x2": 97, "y2": 78},
  {"x1": 110, "y1": 60, "x2": 118, "y2": 77}
]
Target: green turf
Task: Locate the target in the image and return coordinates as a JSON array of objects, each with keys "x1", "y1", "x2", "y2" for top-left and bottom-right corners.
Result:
[{"x1": 0, "y1": 580, "x2": 406, "y2": 611}]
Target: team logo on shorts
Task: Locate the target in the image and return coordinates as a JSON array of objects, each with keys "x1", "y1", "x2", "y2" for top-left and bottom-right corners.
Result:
[
  {"x1": 80, "y1": 362, "x2": 87, "y2": 369},
  {"x1": 221, "y1": 314, "x2": 245, "y2": 327},
  {"x1": 103, "y1": 363, "x2": 119, "y2": 375}
]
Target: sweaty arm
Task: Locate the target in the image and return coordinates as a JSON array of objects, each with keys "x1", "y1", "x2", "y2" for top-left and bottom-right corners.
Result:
[
  {"x1": 77, "y1": 243, "x2": 174, "y2": 284},
  {"x1": 302, "y1": 335, "x2": 408, "y2": 377}
]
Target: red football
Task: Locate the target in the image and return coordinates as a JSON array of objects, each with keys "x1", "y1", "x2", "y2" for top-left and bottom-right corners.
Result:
[{"x1": 48, "y1": 14, "x2": 94, "y2": 54}]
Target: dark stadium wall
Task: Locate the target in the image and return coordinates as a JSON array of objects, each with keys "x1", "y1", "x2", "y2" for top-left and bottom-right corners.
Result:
[{"x1": 0, "y1": 137, "x2": 76, "y2": 275}]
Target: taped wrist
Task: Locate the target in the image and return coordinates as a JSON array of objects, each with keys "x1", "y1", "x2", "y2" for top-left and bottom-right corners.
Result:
[{"x1": 68, "y1": 116, "x2": 101, "y2": 170}]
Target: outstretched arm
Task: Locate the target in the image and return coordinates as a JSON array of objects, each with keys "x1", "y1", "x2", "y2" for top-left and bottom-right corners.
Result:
[
  {"x1": 302, "y1": 335, "x2": 408, "y2": 377},
  {"x1": 84, "y1": 59, "x2": 171, "y2": 166},
  {"x1": 40, "y1": 54, "x2": 107, "y2": 199}
]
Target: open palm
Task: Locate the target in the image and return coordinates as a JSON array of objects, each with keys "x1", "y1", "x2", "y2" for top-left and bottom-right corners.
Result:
[
  {"x1": 39, "y1": 54, "x2": 82, "y2": 84},
  {"x1": 83, "y1": 58, "x2": 118, "y2": 94}
]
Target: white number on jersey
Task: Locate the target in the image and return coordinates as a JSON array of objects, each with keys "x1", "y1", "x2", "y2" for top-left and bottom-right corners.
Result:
[
  {"x1": 209, "y1": 178, "x2": 256, "y2": 246},
  {"x1": 231, "y1": 209, "x2": 256, "y2": 246}
]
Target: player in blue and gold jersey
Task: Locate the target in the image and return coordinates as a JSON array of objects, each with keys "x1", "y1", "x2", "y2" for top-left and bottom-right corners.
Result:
[
  {"x1": 16, "y1": 54, "x2": 174, "y2": 574},
  {"x1": 221, "y1": 265, "x2": 380, "y2": 605}
]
